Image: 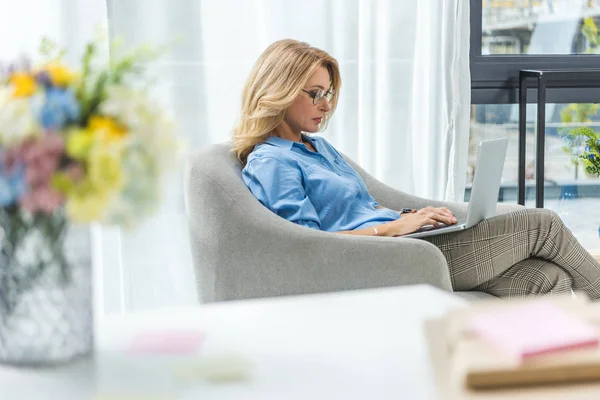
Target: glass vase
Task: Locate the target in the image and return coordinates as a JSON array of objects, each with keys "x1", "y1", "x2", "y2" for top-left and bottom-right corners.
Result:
[{"x1": 0, "y1": 208, "x2": 93, "y2": 366}]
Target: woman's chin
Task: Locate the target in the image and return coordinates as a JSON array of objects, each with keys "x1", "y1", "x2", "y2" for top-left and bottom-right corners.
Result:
[{"x1": 303, "y1": 126, "x2": 320, "y2": 133}]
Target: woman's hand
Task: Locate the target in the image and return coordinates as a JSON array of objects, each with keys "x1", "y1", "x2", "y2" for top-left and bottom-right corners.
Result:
[
  {"x1": 416, "y1": 206, "x2": 456, "y2": 223},
  {"x1": 383, "y1": 206, "x2": 457, "y2": 236}
]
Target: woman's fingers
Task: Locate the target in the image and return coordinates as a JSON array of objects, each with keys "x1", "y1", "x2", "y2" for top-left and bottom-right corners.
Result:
[
  {"x1": 433, "y1": 207, "x2": 455, "y2": 221},
  {"x1": 421, "y1": 206, "x2": 454, "y2": 218},
  {"x1": 417, "y1": 207, "x2": 456, "y2": 225},
  {"x1": 436, "y1": 207, "x2": 452, "y2": 216},
  {"x1": 440, "y1": 212, "x2": 457, "y2": 224},
  {"x1": 427, "y1": 211, "x2": 456, "y2": 225},
  {"x1": 424, "y1": 217, "x2": 440, "y2": 228}
]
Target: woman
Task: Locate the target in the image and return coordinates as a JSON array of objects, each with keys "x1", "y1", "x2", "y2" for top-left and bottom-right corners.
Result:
[{"x1": 233, "y1": 39, "x2": 600, "y2": 299}]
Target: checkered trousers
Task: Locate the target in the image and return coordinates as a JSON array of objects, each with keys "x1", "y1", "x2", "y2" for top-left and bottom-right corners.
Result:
[{"x1": 423, "y1": 208, "x2": 600, "y2": 299}]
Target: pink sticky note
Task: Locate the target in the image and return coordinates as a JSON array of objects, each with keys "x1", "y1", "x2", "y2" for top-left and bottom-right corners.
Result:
[
  {"x1": 469, "y1": 301, "x2": 599, "y2": 360},
  {"x1": 127, "y1": 330, "x2": 205, "y2": 355}
]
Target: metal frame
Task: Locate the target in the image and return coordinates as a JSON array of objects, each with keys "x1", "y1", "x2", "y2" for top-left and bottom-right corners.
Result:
[{"x1": 517, "y1": 69, "x2": 600, "y2": 208}]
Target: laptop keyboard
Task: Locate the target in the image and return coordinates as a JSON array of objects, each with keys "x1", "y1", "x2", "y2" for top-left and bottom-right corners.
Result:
[{"x1": 416, "y1": 224, "x2": 445, "y2": 233}]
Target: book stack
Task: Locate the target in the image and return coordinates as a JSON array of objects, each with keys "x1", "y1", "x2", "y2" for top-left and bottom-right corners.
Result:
[{"x1": 425, "y1": 295, "x2": 600, "y2": 399}]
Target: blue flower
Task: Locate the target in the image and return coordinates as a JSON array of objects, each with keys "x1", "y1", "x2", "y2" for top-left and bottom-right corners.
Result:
[
  {"x1": 586, "y1": 145, "x2": 592, "y2": 153},
  {"x1": 0, "y1": 161, "x2": 26, "y2": 207},
  {"x1": 588, "y1": 153, "x2": 597, "y2": 161},
  {"x1": 38, "y1": 88, "x2": 80, "y2": 130}
]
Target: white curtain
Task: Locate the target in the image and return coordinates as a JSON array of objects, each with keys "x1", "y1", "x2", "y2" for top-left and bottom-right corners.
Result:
[{"x1": 2, "y1": 0, "x2": 471, "y2": 313}]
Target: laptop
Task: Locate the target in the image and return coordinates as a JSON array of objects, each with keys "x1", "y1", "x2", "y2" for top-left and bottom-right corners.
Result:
[{"x1": 402, "y1": 138, "x2": 508, "y2": 239}]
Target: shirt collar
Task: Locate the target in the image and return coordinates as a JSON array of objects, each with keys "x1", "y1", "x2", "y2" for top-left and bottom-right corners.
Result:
[{"x1": 264, "y1": 134, "x2": 313, "y2": 150}]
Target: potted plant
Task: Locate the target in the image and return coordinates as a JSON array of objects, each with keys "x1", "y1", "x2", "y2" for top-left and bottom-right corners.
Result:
[
  {"x1": 567, "y1": 126, "x2": 600, "y2": 238},
  {"x1": 0, "y1": 37, "x2": 180, "y2": 366}
]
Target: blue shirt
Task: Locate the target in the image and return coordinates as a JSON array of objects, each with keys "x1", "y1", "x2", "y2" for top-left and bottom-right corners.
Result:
[{"x1": 242, "y1": 135, "x2": 401, "y2": 231}]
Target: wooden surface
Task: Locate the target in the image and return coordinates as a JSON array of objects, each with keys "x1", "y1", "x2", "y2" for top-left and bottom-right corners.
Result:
[
  {"x1": 425, "y1": 318, "x2": 600, "y2": 400},
  {"x1": 425, "y1": 296, "x2": 600, "y2": 399}
]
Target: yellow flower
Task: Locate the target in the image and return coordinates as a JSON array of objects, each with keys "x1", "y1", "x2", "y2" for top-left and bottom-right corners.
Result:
[
  {"x1": 66, "y1": 190, "x2": 111, "y2": 222},
  {"x1": 66, "y1": 128, "x2": 94, "y2": 160},
  {"x1": 44, "y1": 62, "x2": 77, "y2": 87},
  {"x1": 88, "y1": 115, "x2": 128, "y2": 141},
  {"x1": 63, "y1": 155, "x2": 123, "y2": 222},
  {"x1": 9, "y1": 73, "x2": 37, "y2": 97},
  {"x1": 88, "y1": 146, "x2": 125, "y2": 192}
]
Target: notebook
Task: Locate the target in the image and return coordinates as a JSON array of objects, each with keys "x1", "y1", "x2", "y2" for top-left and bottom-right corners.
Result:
[
  {"x1": 468, "y1": 301, "x2": 599, "y2": 360},
  {"x1": 433, "y1": 295, "x2": 600, "y2": 392}
]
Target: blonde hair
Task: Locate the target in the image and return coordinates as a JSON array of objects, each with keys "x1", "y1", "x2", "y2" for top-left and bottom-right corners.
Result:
[{"x1": 232, "y1": 39, "x2": 341, "y2": 165}]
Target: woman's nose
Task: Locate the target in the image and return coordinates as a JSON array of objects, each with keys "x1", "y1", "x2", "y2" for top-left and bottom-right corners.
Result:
[{"x1": 319, "y1": 98, "x2": 331, "y2": 112}]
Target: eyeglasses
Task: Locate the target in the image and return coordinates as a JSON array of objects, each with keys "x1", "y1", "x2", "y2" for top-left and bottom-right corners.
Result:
[{"x1": 301, "y1": 88, "x2": 335, "y2": 105}]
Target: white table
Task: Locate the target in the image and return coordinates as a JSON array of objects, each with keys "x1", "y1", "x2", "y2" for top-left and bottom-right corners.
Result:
[{"x1": 1, "y1": 284, "x2": 466, "y2": 399}]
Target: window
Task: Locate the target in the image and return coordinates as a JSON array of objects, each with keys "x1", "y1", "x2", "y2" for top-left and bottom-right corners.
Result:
[
  {"x1": 471, "y1": 0, "x2": 600, "y2": 103},
  {"x1": 469, "y1": 0, "x2": 600, "y2": 247},
  {"x1": 482, "y1": 0, "x2": 600, "y2": 55},
  {"x1": 468, "y1": 103, "x2": 600, "y2": 186}
]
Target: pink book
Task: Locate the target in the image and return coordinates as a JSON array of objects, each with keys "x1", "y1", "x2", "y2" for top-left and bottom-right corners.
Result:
[
  {"x1": 468, "y1": 301, "x2": 599, "y2": 360},
  {"x1": 127, "y1": 330, "x2": 205, "y2": 355}
]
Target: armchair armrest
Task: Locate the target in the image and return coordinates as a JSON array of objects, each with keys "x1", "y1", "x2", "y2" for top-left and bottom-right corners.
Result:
[{"x1": 212, "y1": 223, "x2": 453, "y2": 302}]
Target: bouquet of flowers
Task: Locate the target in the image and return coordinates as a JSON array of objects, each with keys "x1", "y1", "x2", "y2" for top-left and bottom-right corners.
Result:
[
  {"x1": 0, "y1": 38, "x2": 180, "y2": 314},
  {"x1": 567, "y1": 127, "x2": 600, "y2": 177}
]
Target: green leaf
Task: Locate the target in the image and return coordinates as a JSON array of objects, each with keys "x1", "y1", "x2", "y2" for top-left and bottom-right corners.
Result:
[
  {"x1": 38, "y1": 37, "x2": 67, "y2": 63},
  {"x1": 51, "y1": 173, "x2": 75, "y2": 195},
  {"x1": 76, "y1": 43, "x2": 96, "y2": 107},
  {"x1": 567, "y1": 126, "x2": 597, "y2": 140},
  {"x1": 583, "y1": 17, "x2": 600, "y2": 48}
]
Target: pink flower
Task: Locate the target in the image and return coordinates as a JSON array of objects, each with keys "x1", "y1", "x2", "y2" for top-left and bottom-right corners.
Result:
[
  {"x1": 3, "y1": 137, "x2": 33, "y2": 172},
  {"x1": 25, "y1": 155, "x2": 59, "y2": 185},
  {"x1": 19, "y1": 184, "x2": 64, "y2": 214},
  {"x1": 21, "y1": 133, "x2": 64, "y2": 162},
  {"x1": 6, "y1": 133, "x2": 66, "y2": 214}
]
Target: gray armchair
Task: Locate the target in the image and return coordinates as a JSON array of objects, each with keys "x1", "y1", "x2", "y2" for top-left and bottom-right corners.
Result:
[{"x1": 184, "y1": 142, "x2": 523, "y2": 303}]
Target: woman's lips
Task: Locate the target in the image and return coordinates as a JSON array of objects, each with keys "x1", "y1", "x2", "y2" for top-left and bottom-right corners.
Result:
[{"x1": 313, "y1": 118, "x2": 322, "y2": 123}]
